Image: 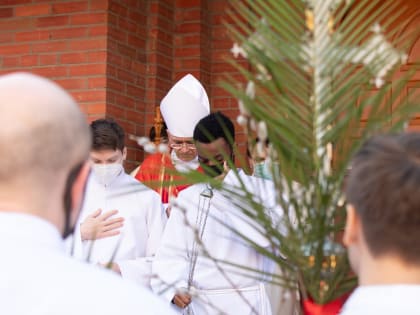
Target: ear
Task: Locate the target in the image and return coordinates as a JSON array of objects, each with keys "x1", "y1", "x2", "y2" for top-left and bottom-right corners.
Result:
[
  {"x1": 70, "y1": 161, "x2": 91, "y2": 222},
  {"x1": 122, "y1": 147, "x2": 127, "y2": 160},
  {"x1": 343, "y1": 204, "x2": 360, "y2": 247}
]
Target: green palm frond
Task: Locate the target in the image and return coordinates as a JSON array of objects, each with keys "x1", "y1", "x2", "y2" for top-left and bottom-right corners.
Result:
[{"x1": 221, "y1": 0, "x2": 420, "y2": 305}]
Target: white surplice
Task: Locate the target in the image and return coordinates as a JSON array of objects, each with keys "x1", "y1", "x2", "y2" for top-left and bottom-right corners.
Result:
[
  {"x1": 340, "y1": 285, "x2": 420, "y2": 315},
  {"x1": 71, "y1": 171, "x2": 166, "y2": 287},
  {"x1": 152, "y1": 169, "x2": 282, "y2": 315},
  {"x1": 0, "y1": 212, "x2": 177, "y2": 315}
]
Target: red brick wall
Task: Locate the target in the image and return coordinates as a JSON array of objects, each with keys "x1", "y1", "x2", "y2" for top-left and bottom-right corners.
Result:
[
  {"x1": 208, "y1": 0, "x2": 247, "y2": 162},
  {"x1": 172, "y1": 0, "x2": 247, "y2": 165},
  {"x1": 106, "y1": 0, "x2": 149, "y2": 170},
  {"x1": 1, "y1": 0, "x2": 418, "y2": 172},
  {"x1": 173, "y1": 0, "x2": 211, "y2": 85},
  {"x1": 0, "y1": 0, "x2": 108, "y2": 120},
  {"x1": 141, "y1": 0, "x2": 175, "y2": 165},
  {"x1": 0, "y1": 0, "x2": 245, "y2": 170}
]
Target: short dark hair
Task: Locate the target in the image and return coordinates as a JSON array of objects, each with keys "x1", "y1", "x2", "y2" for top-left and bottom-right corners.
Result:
[
  {"x1": 90, "y1": 118, "x2": 125, "y2": 151},
  {"x1": 193, "y1": 111, "x2": 235, "y2": 149},
  {"x1": 346, "y1": 133, "x2": 420, "y2": 264}
]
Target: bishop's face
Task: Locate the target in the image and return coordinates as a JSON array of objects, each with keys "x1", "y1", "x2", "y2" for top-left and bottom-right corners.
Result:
[
  {"x1": 168, "y1": 132, "x2": 197, "y2": 162},
  {"x1": 196, "y1": 137, "x2": 232, "y2": 178}
]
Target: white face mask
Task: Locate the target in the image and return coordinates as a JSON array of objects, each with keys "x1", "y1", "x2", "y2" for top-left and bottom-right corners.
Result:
[
  {"x1": 171, "y1": 149, "x2": 199, "y2": 173},
  {"x1": 253, "y1": 160, "x2": 272, "y2": 180},
  {"x1": 92, "y1": 163, "x2": 123, "y2": 186}
]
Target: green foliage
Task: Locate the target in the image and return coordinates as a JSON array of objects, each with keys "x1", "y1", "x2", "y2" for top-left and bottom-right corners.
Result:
[{"x1": 222, "y1": 0, "x2": 420, "y2": 305}]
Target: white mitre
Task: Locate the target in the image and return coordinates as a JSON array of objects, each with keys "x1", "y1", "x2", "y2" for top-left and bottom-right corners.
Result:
[{"x1": 160, "y1": 74, "x2": 210, "y2": 138}]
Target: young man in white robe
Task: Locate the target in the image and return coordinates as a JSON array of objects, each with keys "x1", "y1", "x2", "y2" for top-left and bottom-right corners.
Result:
[
  {"x1": 0, "y1": 72, "x2": 177, "y2": 315},
  {"x1": 341, "y1": 133, "x2": 420, "y2": 315},
  {"x1": 152, "y1": 112, "x2": 282, "y2": 315},
  {"x1": 71, "y1": 118, "x2": 165, "y2": 287}
]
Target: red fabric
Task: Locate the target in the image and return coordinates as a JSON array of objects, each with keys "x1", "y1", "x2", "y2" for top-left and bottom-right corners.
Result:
[
  {"x1": 303, "y1": 294, "x2": 349, "y2": 315},
  {"x1": 135, "y1": 153, "x2": 191, "y2": 203}
]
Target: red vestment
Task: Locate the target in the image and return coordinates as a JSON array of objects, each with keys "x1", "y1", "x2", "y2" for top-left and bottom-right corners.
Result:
[{"x1": 135, "y1": 153, "x2": 191, "y2": 204}]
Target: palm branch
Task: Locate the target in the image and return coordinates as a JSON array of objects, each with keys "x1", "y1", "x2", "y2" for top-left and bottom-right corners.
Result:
[{"x1": 218, "y1": 0, "x2": 420, "y2": 306}]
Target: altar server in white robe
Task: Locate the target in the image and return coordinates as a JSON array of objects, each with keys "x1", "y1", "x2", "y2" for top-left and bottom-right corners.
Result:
[
  {"x1": 0, "y1": 72, "x2": 177, "y2": 315},
  {"x1": 152, "y1": 112, "x2": 282, "y2": 315},
  {"x1": 341, "y1": 133, "x2": 420, "y2": 315},
  {"x1": 71, "y1": 118, "x2": 165, "y2": 287}
]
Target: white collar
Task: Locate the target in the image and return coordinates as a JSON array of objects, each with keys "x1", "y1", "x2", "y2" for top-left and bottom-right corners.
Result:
[
  {"x1": 0, "y1": 212, "x2": 64, "y2": 252},
  {"x1": 342, "y1": 285, "x2": 420, "y2": 313},
  {"x1": 171, "y1": 150, "x2": 199, "y2": 173}
]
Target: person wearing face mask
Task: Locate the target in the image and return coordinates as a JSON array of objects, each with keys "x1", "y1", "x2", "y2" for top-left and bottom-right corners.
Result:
[
  {"x1": 70, "y1": 118, "x2": 166, "y2": 287},
  {"x1": 152, "y1": 112, "x2": 283, "y2": 315},
  {"x1": 247, "y1": 138, "x2": 274, "y2": 180},
  {"x1": 0, "y1": 73, "x2": 177, "y2": 315},
  {"x1": 135, "y1": 74, "x2": 210, "y2": 213},
  {"x1": 247, "y1": 140, "x2": 298, "y2": 315}
]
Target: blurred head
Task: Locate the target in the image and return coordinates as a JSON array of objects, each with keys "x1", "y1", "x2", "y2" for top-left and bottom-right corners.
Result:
[
  {"x1": 193, "y1": 112, "x2": 235, "y2": 178},
  {"x1": 344, "y1": 133, "x2": 420, "y2": 274},
  {"x1": 0, "y1": 72, "x2": 91, "y2": 238},
  {"x1": 90, "y1": 119, "x2": 126, "y2": 186}
]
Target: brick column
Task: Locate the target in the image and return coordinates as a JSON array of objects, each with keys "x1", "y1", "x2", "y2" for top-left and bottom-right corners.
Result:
[
  {"x1": 208, "y1": 0, "x2": 248, "y2": 157},
  {"x1": 0, "y1": 0, "x2": 108, "y2": 120},
  {"x1": 173, "y1": 0, "x2": 211, "y2": 88},
  {"x1": 143, "y1": 0, "x2": 175, "y2": 141},
  {"x1": 106, "y1": 0, "x2": 150, "y2": 170},
  {"x1": 0, "y1": 0, "x2": 245, "y2": 168}
]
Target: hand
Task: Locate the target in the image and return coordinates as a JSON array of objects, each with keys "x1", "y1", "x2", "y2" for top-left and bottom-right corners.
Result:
[
  {"x1": 80, "y1": 209, "x2": 124, "y2": 241},
  {"x1": 101, "y1": 262, "x2": 121, "y2": 275},
  {"x1": 165, "y1": 205, "x2": 172, "y2": 217},
  {"x1": 171, "y1": 292, "x2": 191, "y2": 309}
]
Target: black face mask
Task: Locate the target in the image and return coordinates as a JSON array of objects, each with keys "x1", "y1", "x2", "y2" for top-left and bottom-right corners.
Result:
[
  {"x1": 62, "y1": 162, "x2": 86, "y2": 239},
  {"x1": 201, "y1": 161, "x2": 225, "y2": 178}
]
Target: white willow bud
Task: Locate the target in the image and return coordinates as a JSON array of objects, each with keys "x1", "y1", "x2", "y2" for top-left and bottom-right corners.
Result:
[
  {"x1": 245, "y1": 81, "x2": 255, "y2": 99},
  {"x1": 144, "y1": 142, "x2": 156, "y2": 153},
  {"x1": 238, "y1": 100, "x2": 249, "y2": 116},
  {"x1": 249, "y1": 118, "x2": 257, "y2": 131},
  {"x1": 230, "y1": 42, "x2": 247, "y2": 58},
  {"x1": 373, "y1": 77, "x2": 384, "y2": 88},
  {"x1": 136, "y1": 136, "x2": 150, "y2": 146},
  {"x1": 158, "y1": 143, "x2": 169, "y2": 154},
  {"x1": 237, "y1": 115, "x2": 248, "y2": 126},
  {"x1": 257, "y1": 121, "x2": 268, "y2": 141},
  {"x1": 256, "y1": 141, "x2": 265, "y2": 158}
]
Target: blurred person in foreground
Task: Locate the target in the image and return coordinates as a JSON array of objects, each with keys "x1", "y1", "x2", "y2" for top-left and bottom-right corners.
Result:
[
  {"x1": 0, "y1": 72, "x2": 176, "y2": 315},
  {"x1": 341, "y1": 133, "x2": 420, "y2": 315}
]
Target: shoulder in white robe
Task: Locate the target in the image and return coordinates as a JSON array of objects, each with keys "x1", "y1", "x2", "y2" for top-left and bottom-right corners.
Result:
[
  {"x1": 152, "y1": 169, "x2": 282, "y2": 315},
  {"x1": 340, "y1": 285, "x2": 420, "y2": 315},
  {"x1": 0, "y1": 212, "x2": 177, "y2": 315}
]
